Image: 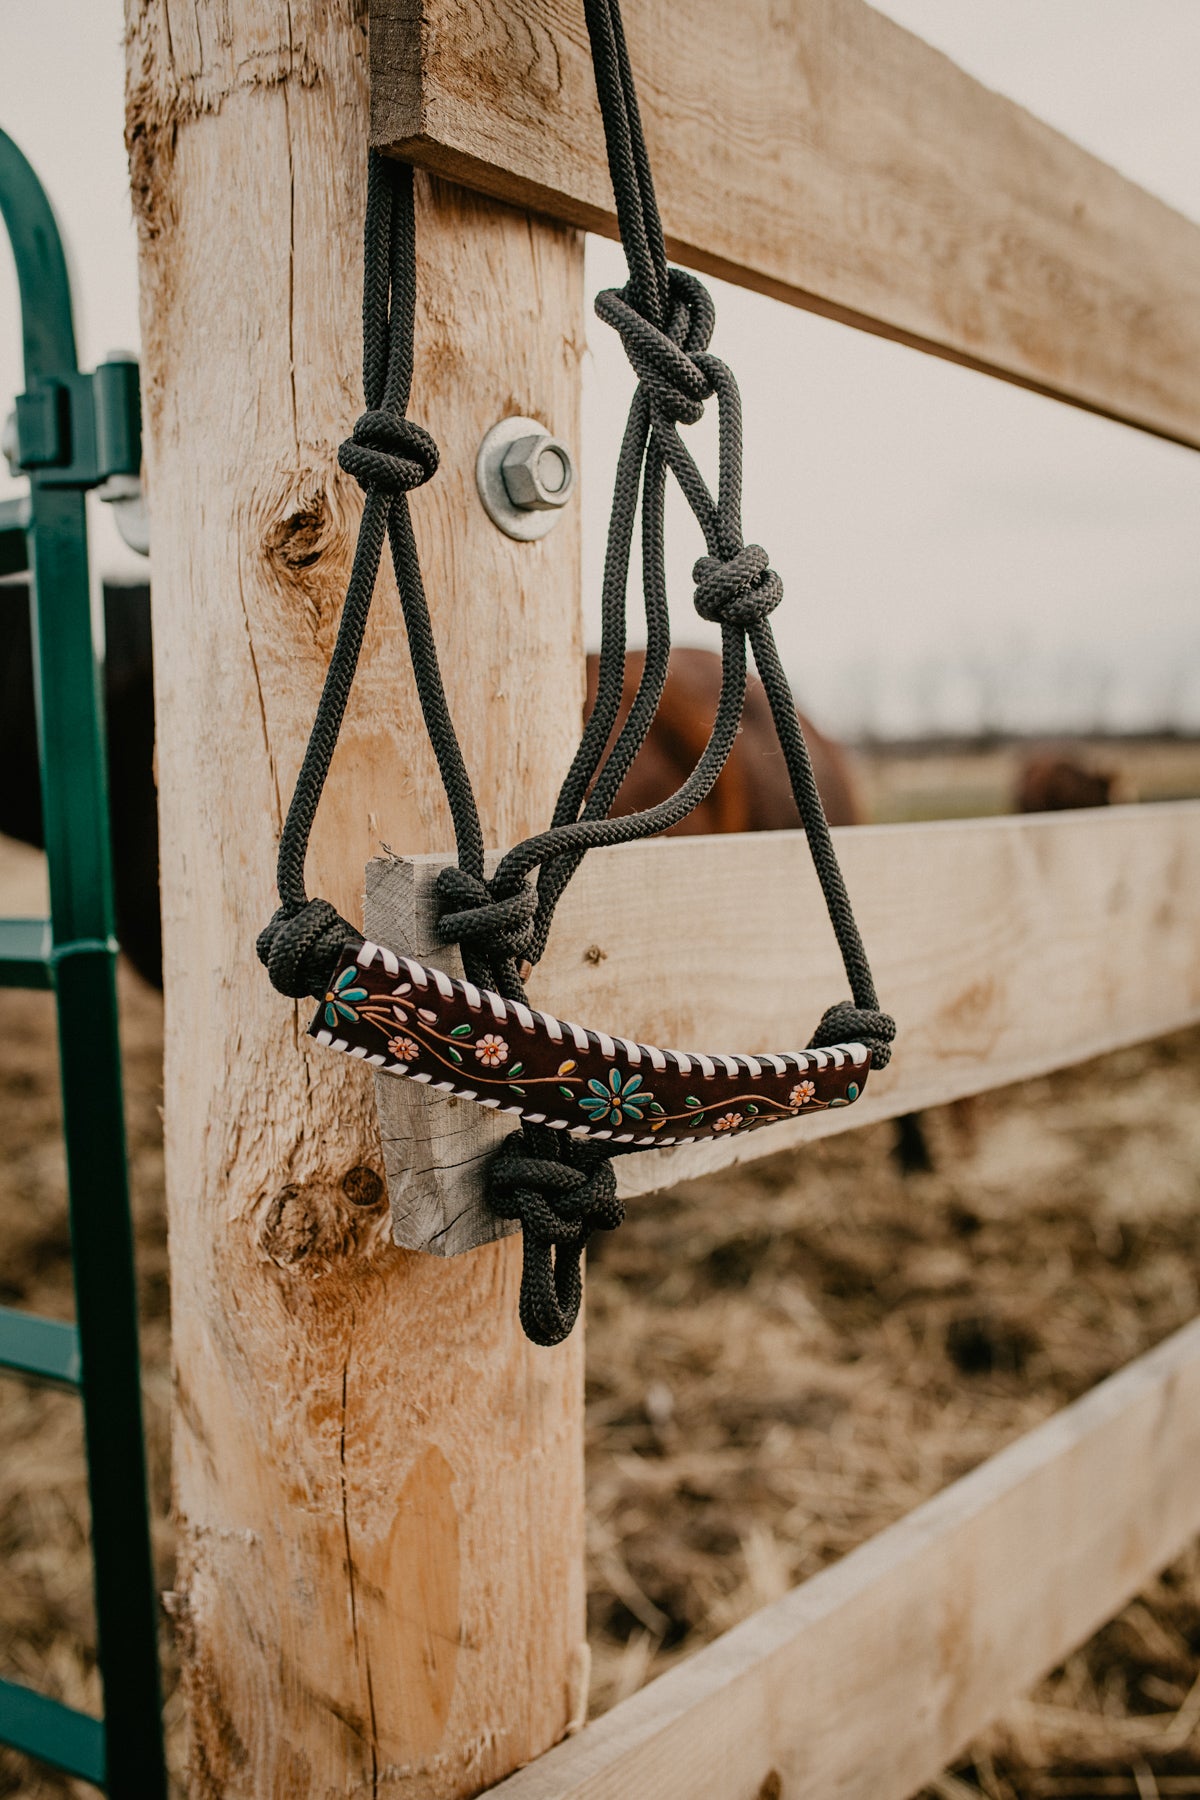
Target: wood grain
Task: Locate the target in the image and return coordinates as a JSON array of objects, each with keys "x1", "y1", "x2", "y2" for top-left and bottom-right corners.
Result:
[
  {"x1": 366, "y1": 852, "x2": 518, "y2": 1256},
  {"x1": 357, "y1": 803, "x2": 1200, "y2": 1214},
  {"x1": 485, "y1": 1314, "x2": 1200, "y2": 1800},
  {"x1": 371, "y1": 0, "x2": 1200, "y2": 449},
  {"x1": 125, "y1": 1, "x2": 589, "y2": 1791}
]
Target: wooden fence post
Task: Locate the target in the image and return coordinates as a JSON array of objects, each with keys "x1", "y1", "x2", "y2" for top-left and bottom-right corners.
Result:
[{"x1": 125, "y1": 3, "x2": 587, "y2": 1792}]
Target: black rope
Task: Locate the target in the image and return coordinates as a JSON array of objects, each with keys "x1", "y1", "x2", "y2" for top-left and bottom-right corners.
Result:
[
  {"x1": 259, "y1": 0, "x2": 896, "y2": 1345},
  {"x1": 257, "y1": 154, "x2": 484, "y2": 998}
]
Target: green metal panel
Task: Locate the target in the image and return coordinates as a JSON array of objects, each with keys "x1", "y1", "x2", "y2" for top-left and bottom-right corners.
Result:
[
  {"x1": 0, "y1": 1304, "x2": 81, "y2": 1385},
  {"x1": 0, "y1": 1678, "x2": 106, "y2": 1785},
  {"x1": 0, "y1": 133, "x2": 76, "y2": 380},
  {"x1": 50, "y1": 946, "x2": 167, "y2": 1798},
  {"x1": 0, "y1": 128, "x2": 168, "y2": 1797},
  {"x1": 0, "y1": 917, "x2": 53, "y2": 987}
]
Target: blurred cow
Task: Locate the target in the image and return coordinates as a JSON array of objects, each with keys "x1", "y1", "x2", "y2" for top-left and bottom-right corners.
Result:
[{"x1": 1015, "y1": 750, "x2": 1121, "y2": 813}]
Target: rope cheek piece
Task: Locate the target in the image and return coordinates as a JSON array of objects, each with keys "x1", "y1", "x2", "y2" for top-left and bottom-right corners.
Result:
[{"x1": 257, "y1": 0, "x2": 897, "y2": 1347}]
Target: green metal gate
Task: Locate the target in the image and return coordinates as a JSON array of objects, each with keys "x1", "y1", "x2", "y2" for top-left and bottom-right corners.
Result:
[{"x1": 0, "y1": 128, "x2": 168, "y2": 1796}]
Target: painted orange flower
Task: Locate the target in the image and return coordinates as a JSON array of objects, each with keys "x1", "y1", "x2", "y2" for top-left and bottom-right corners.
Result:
[
  {"x1": 474, "y1": 1033, "x2": 509, "y2": 1067},
  {"x1": 789, "y1": 1080, "x2": 816, "y2": 1107},
  {"x1": 713, "y1": 1112, "x2": 743, "y2": 1132},
  {"x1": 387, "y1": 1034, "x2": 419, "y2": 1063}
]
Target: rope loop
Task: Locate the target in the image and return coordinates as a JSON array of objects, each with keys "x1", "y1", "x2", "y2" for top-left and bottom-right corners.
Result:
[
  {"x1": 488, "y1": 1132, "x2": 624, "y2": 1344},
  {"x1": 435, "y1": 866, "x2": 537, "y2": 963},
  {"x1": 808, "y1": 1000, "x2": 897, "y2": 1070},
  {"x1": 595, "y1": 267, "x2": 717, "y2": 424},
  {"x1": 256, "y1": 899, "x2": 362, "y2": 1001},
  {"x1": 338, "y1": 410, "x2": 440, "y2": 498},
  {"x1": 693, "y1": 544, "x2": 784, "y2": 629}
]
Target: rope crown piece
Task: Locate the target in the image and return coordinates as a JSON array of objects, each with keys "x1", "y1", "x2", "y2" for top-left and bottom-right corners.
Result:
[{"x1": 258, "y1": 0, "x2": 896, "y2": 1345}]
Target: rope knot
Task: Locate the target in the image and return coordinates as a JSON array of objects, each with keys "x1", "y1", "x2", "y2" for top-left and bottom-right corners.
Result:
[
  {"x1": 256, "y1": 898, "x2": 362, "y2": 1001},
  {"x1": 487, "y1": 1132, "x2": 624, "y2": 1343},
  {"x1": 434, "y1": 866, "x2": 538, "y2": 966},
  {"x1": 595, "y1": 267, "x2": 717, "y2": 425},
  {"x1": 809, "y1": 1000, "x2": 897, "y2": 1071},
  {"x1": 693, "y1": 544, "x2": 783, "y2": 628},
  {"x1": 338, "y1": 410, "x2": 439, "y2": 498}
]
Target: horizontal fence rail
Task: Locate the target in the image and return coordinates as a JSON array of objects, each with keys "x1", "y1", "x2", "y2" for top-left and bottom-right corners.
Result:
[
  {"x1": 372, "y1": 802, "x2": 1200, "y2": 1205},
  {"x1": 372, "y1": 0, "x2": 1200, "y2": 448},
  {"x1": 486, "y1": 1315, "x2": 1200, "y2": 1800}
]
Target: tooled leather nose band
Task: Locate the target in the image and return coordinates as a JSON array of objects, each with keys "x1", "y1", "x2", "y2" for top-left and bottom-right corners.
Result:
[{"x1": 309, "y1": 939, "x2": 871, "y2": 1145}]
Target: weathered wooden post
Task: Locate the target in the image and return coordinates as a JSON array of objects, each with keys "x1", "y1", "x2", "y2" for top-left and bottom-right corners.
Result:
[{"x1": 125, "y1": 2, "x2": 587, "y2": 1790}]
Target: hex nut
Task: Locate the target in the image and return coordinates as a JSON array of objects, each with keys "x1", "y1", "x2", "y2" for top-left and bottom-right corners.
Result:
[
  {"x1": 501, "y1": 432, "x2": 575, "y2": 511},
  {"x1": 476, "y1": 415, "x2": 575, "y2": 541}
]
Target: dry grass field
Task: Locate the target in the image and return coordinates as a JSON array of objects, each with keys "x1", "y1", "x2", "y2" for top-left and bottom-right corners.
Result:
[{"x1": 2, "y1": 739, "x2": 1200, "y2": 1798}]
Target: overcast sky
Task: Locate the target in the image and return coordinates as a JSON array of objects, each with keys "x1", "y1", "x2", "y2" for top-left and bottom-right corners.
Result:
[{"x1": 2, "y1": 1, "x2": 1198, "y2": 736}]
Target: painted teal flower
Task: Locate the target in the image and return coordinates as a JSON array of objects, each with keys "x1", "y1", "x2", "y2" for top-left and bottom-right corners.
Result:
[
  {"x1": 323, "y1": 964, "x2": 368, "y2": 1028},
  {"x1": 579, "y1": 1067, "x2": 654, "y2": 1127}
]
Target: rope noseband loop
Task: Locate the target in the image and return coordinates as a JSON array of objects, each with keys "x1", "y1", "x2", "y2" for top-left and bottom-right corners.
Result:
[
  {"x1": 487, "y1": 1131, "x2": 625, "y2": 1345},
  {"x1": 434, "y1": 867, "x2": 537, "y2": 956},
  {"x1": 257, "y1": 899, "x2": 362, "y2": 1001},
  {"x1": 809, "y1": 1001, "x2": 897, "y2": 1070},
  {"x1": 435, "y1": 866, "x2": 538, "y2": 994},
  {"x1": 338, "y1": 410, "x2": 440, "y2": 498}
]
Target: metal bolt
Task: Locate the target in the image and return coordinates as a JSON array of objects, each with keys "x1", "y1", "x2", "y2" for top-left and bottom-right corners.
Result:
[
  {"x1": 476, "y1": 415, "x2": 576, "y2": 541},
  {"x1": 500, "y1": 432, "x2": 575, "y2": 511}
]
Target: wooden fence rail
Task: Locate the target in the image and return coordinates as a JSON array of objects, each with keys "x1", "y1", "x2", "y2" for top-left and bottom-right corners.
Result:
[
  {"x1": 487, "y1": 1316, "x2": 1200, "y2": 1800},
  {"x1": 370, "y1": 802, "x2": 1200, "y2": 1213},
  {"x1": 373, "y1": 0, "x2": 1200, "y2": 449}
]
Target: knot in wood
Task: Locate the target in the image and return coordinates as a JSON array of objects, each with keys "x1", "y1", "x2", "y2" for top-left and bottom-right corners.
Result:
[{"x1": 341, "y1": 1164, "x2": 385, "y2": 1209}]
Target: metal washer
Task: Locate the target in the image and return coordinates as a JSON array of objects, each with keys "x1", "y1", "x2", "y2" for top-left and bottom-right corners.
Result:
[{"x1": 475, "y1": 414, "x2": 574, "y2": 541}]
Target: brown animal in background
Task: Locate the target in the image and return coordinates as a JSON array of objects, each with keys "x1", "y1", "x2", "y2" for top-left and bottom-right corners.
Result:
[
  {"x1": 584, "y1": 646, "x2": 862, "y2": 830},
  {"x1": 1015, "y1": 751, "x2": 1120, "y2": 813}
]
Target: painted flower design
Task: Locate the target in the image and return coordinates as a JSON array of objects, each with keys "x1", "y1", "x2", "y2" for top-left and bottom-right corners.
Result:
[
  {"x1": 390, "y1": 982, "x2": 413, "y2": 1022},
  {"x1": 713, "y1": 1112, "x2": 743, "y2": 1132},
  {"x1": 789, "y1": 1079, "x2": 816, "y2": 1107},
  {"x1": 474, "y1": 1033, "x2": 509, "y2": 1068},
  {"x1": 579, "y1": 1067, "x2": 655, "y2": 1128},
  {"x1": 387, "y1": 1034, "x2": 420, "y2": 1064},
  {"x1": 324, "y1": 965, "x2": 368, "y2": 1029}
]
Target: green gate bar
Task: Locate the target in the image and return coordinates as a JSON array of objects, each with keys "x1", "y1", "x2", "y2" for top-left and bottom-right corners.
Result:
[{"x1": 0, "y1": 128, "x2": 167, "y2": 1796}]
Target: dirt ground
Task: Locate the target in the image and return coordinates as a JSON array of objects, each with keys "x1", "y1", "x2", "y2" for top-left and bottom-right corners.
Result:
[{"x1": 2, "y1": 744, "x2": 1200, "y2": 1798}]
